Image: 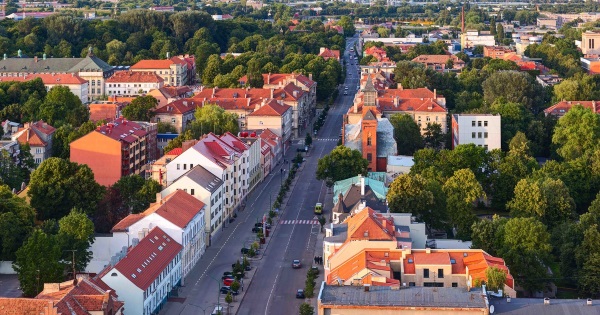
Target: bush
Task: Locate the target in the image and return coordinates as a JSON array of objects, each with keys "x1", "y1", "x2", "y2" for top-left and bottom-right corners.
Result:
[{"x1": 247, "y1": 248, "x2": 256, "y2": 257}]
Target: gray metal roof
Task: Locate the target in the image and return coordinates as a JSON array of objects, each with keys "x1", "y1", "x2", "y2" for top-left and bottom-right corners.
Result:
[
  {"x1": 491, "y1": 298, "x2": 600, "y2": 314},
  {"x1": 182, "y1": 165, "x2": 223, "y2": 193},
  {"x1": 324, "y1": 224, "x2": 348, "y2": 243},
  {"x1": 0, "y1": 55, "x2": 112, "y2": 73},
  {"x1": 319, "y1": 285, "x2": 488, "y2": 309}
]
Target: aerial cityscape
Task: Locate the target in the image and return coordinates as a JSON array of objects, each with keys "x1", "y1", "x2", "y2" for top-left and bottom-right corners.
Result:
[{"x1": 0, "y1": 0, "x2": 599, "y2": 314}]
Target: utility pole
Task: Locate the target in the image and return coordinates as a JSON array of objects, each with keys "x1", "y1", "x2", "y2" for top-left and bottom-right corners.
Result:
[{"x1": 64, "y1": 250, "x2": 77, "y2": 282}]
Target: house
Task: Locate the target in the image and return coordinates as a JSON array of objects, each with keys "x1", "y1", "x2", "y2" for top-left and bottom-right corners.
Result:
[
  {"x1": 151, "y1": 148, "x2": 182, "y2": 186},
  {"x1": 165, "y1": 133, "x2": 247, "y2": 220},
  {"x1": 0, "y1": 73, "x2": 89, "y2": 103},
  {"x1": 483, "y1": 46, "x2": 515, "y2": 59},
  {"x1": 544, "y1": 100, "x2": 600, "y2": 117},
  {"x1": 109, "y1": 190, "x2": 205, "y2": 282},
  {"x1": 386, "y1": 155, "x2": 414, "y2": 177},
  {"x1": 148, "y1": 85, "x2": 193, "y2": 107},
  {"x1": 211, "y1": 14, "x2": 234, "y2": 21},
  {"x1": 318, "y1": 285, "x2": 489, "y2": 315},
  {"x1": 0, "y1": 140, "x2": 20, "y2": 162},
  {"x1": 239, "y1": 128, "x2": 284, "y2": 175},
  {"x1": 451, "y1": 114, "x2": 501, "y2": 151},
  {"x1": 220, "y1": 131, "x2": 254, "y2": 194},
  {"x1": 89, "y1": 101, "x2": 126, "y2": 122},
  {"x1": 129, "y1": 56, "x2": 189, "y2": 86},
  {"x1": 231, "y1": 135, "x2": 262, "y2": 191},
  {"x1": 100, "y1": 226, "x2": 183, "y2": 315},
  {"x1": 460, "y1": 30, "x2": 495, "y2": 49},
  {"x1": 0, "y1": 48, "x2": 112, "y2": 100},
  {"x1": 246, "y1": 99, "x2": 293, "y2": 151},
  {"x1": 330, "y1": 174, "x2": 389, "y2": 223},
  {"x1": 70, "y1": 118, "x2": 157, "y2": 186},
  {"x1": 152, "y1": 98, "x2": 201, "y2": 133},
  {"x1": 364, "y1": 46, "x2": 389, "y2": 62},
  {"x1": 105, "y1": 71, "x2": 164, "y2": 96},
  {"x1": 11, "y1": 120, "x2": 55, "y2": 165},
  {"x1": 0, "y1": 276, "x2": 124, "y2": 315},
  {"x1": 157, "y1": 133, "x2": 179, "y2": 156},
  {"x1": 5, "y1": 11, "x2": 56, "y2": 20},
  {"x1": 160, "y1": 165, "x2": 224, "y2": 241},
  {"x1": 1, "y1": 119, "x2": 20, "y2": 135},
  {"x1": 411, "y1": 54, "x2": 465, "y2": 72},
  {"x1": 580, "y1": 56, "x2": 600, "y2": 74},
  {"x1": 318, "y1": 47, "x2": 341, "y2": 61},
  {"x1": 581, "y1": 30, "x2": 600, "y2": 56},
  {"x1": 359, "y1": 61, "x2": 396, "y2": 81}
]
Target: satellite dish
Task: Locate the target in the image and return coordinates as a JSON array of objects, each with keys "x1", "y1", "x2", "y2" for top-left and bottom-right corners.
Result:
[{"x1": 490, "y1": 305, "x2": 495, "y2": 314}]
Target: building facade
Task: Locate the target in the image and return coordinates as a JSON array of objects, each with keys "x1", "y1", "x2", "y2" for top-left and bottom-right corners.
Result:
[
  {"x1": 246, "y1": 99, "x2": 293, "y2": 151},
  {"x1": 129, "y1": 57, "x2": 189, "y2": 86},
  {"x1": 451, "y1": 114, "x2": 501, "y2": 151},
  {"x1": 105, "y1": 71, "x2": 164, "y2": 96},
  {"x1": 11, "y1": 120, "x2": 55, "y2": 165}
]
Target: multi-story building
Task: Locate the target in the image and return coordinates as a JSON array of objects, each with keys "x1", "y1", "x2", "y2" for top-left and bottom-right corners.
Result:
[
  {"x1": 109, "y1": 190, "x2": 205, "y2": 283},
  {"x1": 129, "y1": 56, "x2": 188, "y2": 86},
  {"x1": 151, "y1": 148, "x2": 182, "y2": 186},
  {"x1": 105, "y1": 71, "x2": 164, "y2": 96},
  {"x1": 544, "y1": 100, "x2": 600, "y2": 118},
  {"x1": 330, "y1": 174, "x2": 389, "y2": 224},
  {"x1": 0, "y1": 49, "x2": 112, "y2": 100},
  {"x1": 0, "y1": 73, "x2": 89, "y2": 103},
  {"x1": 165, "y1": 133, "x2": 246, "y2": 220},
  {"x1": 89, "y1": 101, "x2": 126, "y2": 122},
  {"x1": 152, "y1": 98, "x2": 200, "y2": 133},
  {"x1": 460, "y1": 30, "x2": 495, "y2": 50},
  {"x1": 160, "y1": 165, "x2": 225, "y2": 241},
  {"x1": 239, "y1": 128, "x2": 284, "y2": 174},
  {"x1": 11, "y1": 120, "x2": 55, "y2": 165},
  {"x1": 70, "y1": 117, "x2": 157, "y2": 186},
  {"x1": 411, "y1": 54, "x2": 465, "y2": 72},
  {"x1": 483, "y1": 46, "x2": 515, "y2": 59},
  {"x1": 536, "y1": 74, "x2": 563, "y2": 87},
  {"x1": 101, "y1": 226, "x2": 182, "y2": 315},
  {"x1": 246, "y1": 99, "x2": 293, "y2": 151},
  {"x1": 219, "y1": 132, "x2": 252, "y2": 203},
  {"x1": 318, "y1": 47, "x2": 341, "y2": 62},
  {"x1": 451, "y1": 114, "x2": 501, "y2": 151},
  {"x1": 147, "y1": 85, "x2": 193, "y2": 107},
  {"x1": 580, "y1": 30, "x2": 600, "y2": 56}
]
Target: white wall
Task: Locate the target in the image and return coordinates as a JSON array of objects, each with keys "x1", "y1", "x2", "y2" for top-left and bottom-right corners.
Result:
[
  {"x1": 86, "y1": 233, "x2": 129, "y2": 274},
  {"x1": 454, "y1": 115, "x2": 501, "y2": 150},
  {"x1": 102, "y1": 269, "x2": 144, "y2": 315}
]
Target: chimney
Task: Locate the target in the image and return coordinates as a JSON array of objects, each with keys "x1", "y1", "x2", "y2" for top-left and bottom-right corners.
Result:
[
  {"x1": 142, "y1": 228, "x2": 149, "y2": 237},
  {"x1": 394, "y1": 96, "x2": 398, "y2": 107},
  {"x1": 166, "y1": 52, "x2": 170, "y2": 59},
  {"x1": 43, "y1": 53, "x2": 46, "y2": 60},
  {"x1": 43, "y1": 283, "x2": 61, "y2": 293},
  {"x1": 354, "y1": 101, "x2": 358, "y2": 113},
  {"x1": 34, "y1": 56, "x2": 38, "y2": 63},
  {"x1": 270, "y1": 89, "x2": 274, "y2": 99},
  {"x1": 267, "y1": 72, "x2": 271, "y2": 84},
  {"x1": 434, "y1": 89, "x2": 437, "y2": 99},
  {"x1": 156, "y1": 193, "x2": 161, "y2": 203},
  {"x1": 309, "y1": 73, "x2": 313, "y2": 81},
  {"x1": 138, "y1": 230, "x2": 144, "y2": 240},
  {"x1": 359, "y1": 175, "x2": 365, "y2": 197}
]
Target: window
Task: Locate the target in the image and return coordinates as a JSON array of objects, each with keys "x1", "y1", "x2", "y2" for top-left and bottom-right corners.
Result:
[
  {"x1": 36, "y1": 148, "x2": 42, "y2": 154},
  {"x1": 471, "y1": 132, "x2": 476, "y2": 139},
  {"x1": 484, "y1": 120, "x2": 488, "y2": 127},
  {"x1": 183, "y1": 164, "x2": 187, "y2": 170},
  {"x1": 471, "y1": 120, "x2": 475, "y2": 127},
  {"x1": 477, "y1": 121, "x2": 482, "y2": 127},
  {"x1": 452, "y1": 282, "x2": 458, "y2": 287},
  {"x1": 450, "y1": 259, "x2": 456, "y2": 264},
  {"x1": 484, "y1": 132, "x2": 488, "y2": 138},
  {"x1": 424, "y1": 269, "x2": 430, "y2": 278},
  {"x1": 190, "y1": 164, "x2": 193, "y2": 169},
  {"x1": 190, "y1": 189, "x2": 195, "y2": 195},
  {"x1": 35, "y1": 158, "x2": 41, "y2": 164},
  {"x1": 171, "y1": 118, "x2": 176, "y2": 123},
  {"x1": 438, "y1": 269, "x2": 444, "y2": 278},
  {"x1": 409, "y1": 282, "x2": 416, "y2": 287},
  {"x1": 478, "y1": 132, "x2": 482, "y2": 138},
  {"x1": 367, "y1": 153, "x2": 372, "y2": 161},
  {"x1": 484, "y1": 144, "x2": 488, "y2": 150},
  {"x1": 367, "y1": 134, "x2": 372, "y2": 146}
]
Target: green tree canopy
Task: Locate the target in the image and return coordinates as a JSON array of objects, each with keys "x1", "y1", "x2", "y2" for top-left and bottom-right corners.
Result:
[
  {"x1": 316, "y1": 146, "x2": 368, "y2": 187},
  {"x1": 485, "y1": 266, "x2": 508, "y2": 292},
  {"x1": 443, "y1": 168, "x2": 485, "y2": 240},
  {"x1": 0, "y1": 184, "x2": 35, "y2": 261},
  {"x1": 482, "y1": 71, "x2": 544, "y2": 110},
  {"x1": 38, "y1": 86, "x2": 89, "y2": 128},
  {"x1": 113, "y1": 175, "x2": 162, "y2": 214},
  {"x1": 187, "y1": 104, "x2": 239, "y2": 137},
  {"x1": 552, "y1": 105, "x2": 600, "y2": 161},
  {"x1": 121, "y1": 95, "x2": 158, "y2": 121},
  {"x1": 552, "y1": 73, "x2": 598, "y2": 102},
  {"x1": 387, "y1": 174, "x2": 433, "y2": 220},
  {"x1": 57, "y1": 209, "x2": 95, "y2": 273},
  {"x1": 28, "y1": 158, "x2": 104, "y2": 220},
  {"x1": 389, "y1": 114, "x2": 423, "y2": 155}
]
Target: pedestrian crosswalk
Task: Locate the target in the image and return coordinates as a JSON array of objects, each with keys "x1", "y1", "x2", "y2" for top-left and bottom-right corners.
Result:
[
  {"x1": 315, "y1": 138, "x2": 339, "y2": 142},
  {"x1": 279, "y1": 220, "x2": 319, "y2": 225}
]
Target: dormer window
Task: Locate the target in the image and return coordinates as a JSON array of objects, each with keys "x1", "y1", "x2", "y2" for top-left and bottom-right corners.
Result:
[{"x1": 408, "y1": 258, "x2": 413, "y2": 264}]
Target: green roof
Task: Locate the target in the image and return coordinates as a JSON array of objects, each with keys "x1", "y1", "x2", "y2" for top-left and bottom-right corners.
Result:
[{"x1": 332, "y1": 173, "x2": 387, "y2": 205}]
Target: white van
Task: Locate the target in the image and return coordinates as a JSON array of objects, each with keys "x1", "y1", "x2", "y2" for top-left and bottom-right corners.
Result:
[{"x1": 212, "y1": 305, "x2": 223, "y2": 315}]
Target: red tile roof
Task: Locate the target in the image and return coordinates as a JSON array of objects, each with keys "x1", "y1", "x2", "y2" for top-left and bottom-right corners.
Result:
[
  {"x1": 345, "y1": 207, "x2": 395, "y2": 241},
  {"x1": 130, "y1": 57, "x2": 185, "y2": 70},
  {"x1": 319, "y1": 48, "x2": 341, "y2": 60},
  {"x1": 111, "y1": 214, "x2": 146, "y2": 232},
  {"x1": 14, "y1": 120, "x2": 55, "y2": 147},
  {"x1": 220, "y1": 132, "x2": 249, "y2": 152},
  {"x1": 544, "y1": 100, "x2": 600, "y2": 116},
  {"x1": 192, "y1": 133, "x2": 241, "y2": 169},
  {"x1": 249, "y1": 99, "x2": 291, "y2": 116},
  {"x1": 112, "y1": 227, "x2": 182, "y2": 290},
  {"x1": 94, "y1": 117, "x2": 148, "y2": 143},
  {"x1": 412, "y1": 54, "x2": 464, "y2": 65},
  {"x1": 166, "y1": 148, "x2": 183, "y2": 156},
  {"x1": 106, "y1": 71, "x2": 164, "y2": 83},
  {"x1": 154, "y1": 98, "x2": 200, "y2": 115},
  {"x1": 30, "y1": 120, "x2": 56, "y2": 135},
  {"x1": 89, "y1": 102, "x2": 123, "y2": 122},
  {"x1": 0, "y1": 73, "x2": 88, "y2": 85}
]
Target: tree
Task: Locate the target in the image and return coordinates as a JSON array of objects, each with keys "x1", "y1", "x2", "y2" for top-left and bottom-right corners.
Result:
[
  {"x1": 28, "y1": 158, "x2": 104, "y2": 220},
  {"x1": 316, "y1": 146, "x2": 368, "y2": 187},
  {"x1": 121, "y1": 95, "x2": 158, "y2": 121},
  {"x1": 157, "y1": 122, "x2": 177, "y2": 133},
  {"x1": 39, "y1": 86, "x2": 89, "y2": 128},
  {"x1": 337, "y1": 16, "x2": 355, "y2": 37},
  {"x1": 443, "y1": 169, "x2": 485, "y2": 240},
  {"x1": 113, "y1": 175, "x2": 161, "y2": 214},
  {"x1": 387, "y1": 174, "x2": 434, "y2": 222},
  {"x1": 305, "y1": 133, "x2": 312, "y2": 146},
  {"x1": 0, "y1": 148, "x2": 30, "y2": 191},
  {"x1": 230, "y1": 280, "x2": 240, "y2": 297},
  {"x1": 579, "y1": 253, "x2": 600, "y2": 298},
  {"x1": 202, "y1": 54, "x2": 222, "y2": 86},
  {"x1": 13, "y1": 229, "x2": 63, "y2": 297},
  {"x1": 498, "y1": 217, "x2": 552, "y2": 294},
  {"x1": 389, "y1": 114, "x2": 423, "y2": 155},
  {"x1": 187, "y1": 104, "x2": 239, "y2": 137},
  {"x1": 552, "y1": 73, "x2": 598, "y2": 102},
  {"x1": 299, "y1": 303, "x2": 314, "y2": 315},
  {"x1": 57, "y1": 209, "x2": 95, "y2": 274},
  {"x1": 485, "y1": 266, "x2": 507, "y2": 292},
  {"x1": 93, "y1": 187, "x2": 127, "y2": 233},
  {"x1": 508, "y1": 177, "x2": 575, "y2": 228},
  {"x1": 471, "y1": 215, "x2": 506, "y2": 256},
  {"x1": 482, "y1": 71, "x2": 543, "y2": 110},
  {"x1": 552, "y1": 105, "x2": 600, "y2": 161},
  {"x1": 422, "y1": 123, "x2": 445, "y2": 150},
  {"x1": 0, "y1": 184, "x2": 35, "y2": 261},
  {"x1": 225, "y1": 292, "x2": 233, "y2": 312},
  {"x1": 245, "y1": 58, "x2": 264, "y2": 88}
]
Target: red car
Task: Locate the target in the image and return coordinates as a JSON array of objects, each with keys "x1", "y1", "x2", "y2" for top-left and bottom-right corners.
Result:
[{"x1": 223, "y1": 278, "x2": 235, "y2": 286}]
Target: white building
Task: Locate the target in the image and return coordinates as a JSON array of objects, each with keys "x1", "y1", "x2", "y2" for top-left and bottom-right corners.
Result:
[
  {"x1": 451, "y1": 114, "x2": 501, "y2": 151},
  {"x1": 460, "y1": 30, "x2": 495, "y2": 50},
  {"x1": 101, "y1": 226, "x2": 182, "y2": 315},
  {"x1": 160, "y1": 165, "x2": 225, "y2": 241},
  {"x1": 0, "y1": 73, "x2": 89, "y2": 103},
  {"x1": 105, "y1": 71, "x2": 164, "y2": 96},
  {"x1": 109, "y1": 190, "x2": 205, "y2": 284},
  {"x1": 165, "y1": 133, "x2": 248, "y2": 221}
]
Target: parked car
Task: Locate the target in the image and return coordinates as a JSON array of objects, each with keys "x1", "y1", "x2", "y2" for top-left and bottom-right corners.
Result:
[
  {"x1": 241, "y1": 247, "x2": 250, "y2": 254},
  {"x1": 311, "y1": 266, "x2": 319, "y2": 274},
  {"x1": 220, "y1": 286, "x2": 240, "y2": 295},
  {"x1": 222, "y1": 274, "x2": 235, "y2": 281},
  {"x1": 292, "y1": 259, "x2": 302, "y2": 268},
  {"x1": 252, "y1": 227, "x2": 262, "y2": 233},
  {"x1": 296, "y1": 289, "x2": 305, "y2": 299},
  {"x1": 245, "y1": 265, "x2": 252, "y2": 271},
  {"x1": 223, "y1": 278, "x2": 235, "y2": 286}
]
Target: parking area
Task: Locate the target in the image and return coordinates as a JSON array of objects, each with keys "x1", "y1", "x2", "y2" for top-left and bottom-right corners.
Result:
[{"x1": 0, "y1": 274, "x2": 22, "y2": 297}]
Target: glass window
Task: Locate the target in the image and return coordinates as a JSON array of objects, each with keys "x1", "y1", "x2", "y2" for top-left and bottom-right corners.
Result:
[
  {"x1": 484, "y1": 121, "x2": 488, "y2": 127},
  {"x1": 484, "y1": 132, "x2": 488, "y2": 138},
  {"x1": 478, "y1": 121, "x2": 482, "y2": 127},
  {"x1": 424, "y1": 269, "x2": 429, "y2": 278},
  {"x1": 472, "y1": 132, "x2": 476, "y2": 138},
  {"x1": 438, "y1": 269, "x2": 444, "y2": 278},
  {"x1": 471, "y1": 121, "x2": 475, "y2": 127}
]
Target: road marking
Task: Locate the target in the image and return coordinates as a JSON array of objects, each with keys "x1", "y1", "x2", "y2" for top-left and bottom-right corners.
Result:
[{"x1": 278, "y1": 220, "x2": 318, "y2": 225}]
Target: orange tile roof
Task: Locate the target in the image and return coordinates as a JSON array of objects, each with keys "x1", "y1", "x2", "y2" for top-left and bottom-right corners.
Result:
[
  {"x1": 345, "y1": 207, "x2": 395, "y2": 241},
  {"x1": 249, "y1": 99, "x2": 291, "y2": 116},
  {"x1": 319, "y1": 48, "x2": 341, "y2": 60},
  {"x1": 412, "y1": 54, "x2": 464, "y2": 65},
  {"x1": 413, "y1": 252, "x2": 451, "y2": 265},
  {"x1": 130, "y1": 57, "x2": 183, "y2": 69},
  {"x1": 111, "y1": 213, "x2": 146, "y2": 232},
  {"x1": 544, "y1": 100, "x2": 600, "y2": 116},
  {"x1": 0, "y1": 298, "x2": 59, "y2": 314},
  {"x1": 106, "y1": 71, "x2": 164, "y2": 83},
  {"x1": 154, "y1": 98, "x2": 200, "y2": 115},
  {"x1": 89, "y1": 103, "x2": 123, "y2": 122}
]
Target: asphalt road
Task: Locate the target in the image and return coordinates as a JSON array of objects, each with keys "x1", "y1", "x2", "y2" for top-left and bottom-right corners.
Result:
[
  {"x1": 238, "y1": 37, "x2": 360, "y2": 315},
  {"x1": 0, "y1": 274, "x2": 22, "y2": 298},
  {"x1": 162, "y1": 36, "x2": 360, "y2": 315}
]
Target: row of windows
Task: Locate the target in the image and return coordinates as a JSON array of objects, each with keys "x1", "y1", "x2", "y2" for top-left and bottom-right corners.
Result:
[
  {"x1": 423, "y1": 268, "x2": 444, "y2": 279},
  {"x1": 471, "y1": 132, "x2": 488, "y2": 139},
  {"x1": 471, "y1": 120, "x2": 489, "y2": 127}
]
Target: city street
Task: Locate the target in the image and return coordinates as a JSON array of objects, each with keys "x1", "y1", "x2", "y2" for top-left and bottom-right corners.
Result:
[{"x1": 162, "y1": 37, "x2": 359, "y2": 315}]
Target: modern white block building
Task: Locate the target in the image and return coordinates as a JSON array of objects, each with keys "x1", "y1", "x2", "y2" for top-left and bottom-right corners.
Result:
[
  {"x1": 101, "y1": 226, "x2": 182, "y2": 315},
  {"x1": 451, "y1": 114, "x2": 501, "y2": 151}
]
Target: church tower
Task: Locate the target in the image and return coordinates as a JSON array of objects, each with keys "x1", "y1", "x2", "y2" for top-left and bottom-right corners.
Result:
[{"x1": 361, "y1": 107, "x2": 378, "y2": 172}]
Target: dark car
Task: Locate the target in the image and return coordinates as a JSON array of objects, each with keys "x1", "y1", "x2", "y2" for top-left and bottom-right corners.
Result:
[
  {"x1": 220, "y1": 286, "x2": 239, "y2": 295},
  {"x1": 254, "y1": 222, "x2": 272, "y2": 229},
  {"x1": 311, "y1": 266, "x2": 319, "y2": 274},
  {"x1": 245, "y1": 265, "x2": 252, "y2": 271},
  {"x1": 292, "y1": 259, "x2": 302, "y2": 269},
  {"x1": 296, "y1": 289, "x2": 305, "y2": 299},
  {"x1": 252, "y1": 227, "x2": 263, "y2": 233},
  {"x1": 241, "y1": 247, "x2": 250, "y2": 254}
]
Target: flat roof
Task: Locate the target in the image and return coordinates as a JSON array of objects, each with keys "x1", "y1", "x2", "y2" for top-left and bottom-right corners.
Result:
[
  {"x1": 387, "y1": 155, "x2": 414, "y2": 167},
  {"x1": 319, "y1": 285, "x2": 487, "y2": 309},
  {"x1": 491, "y1": 298, "x2": 600, "y2": 314}
]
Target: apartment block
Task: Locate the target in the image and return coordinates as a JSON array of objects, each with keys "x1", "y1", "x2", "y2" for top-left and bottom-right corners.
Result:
[
  {"x1": 105, "y1": 71, "x2": 164, "y2": 96},
  {"x1": 130, "y1": 56, "x2": 189, "y2": 86},
  {"x1": 581, "y1": 30, "x2": 600, "y2": 55},
  {"x1": 451, "y1": 114, "x2": 501, "y2": 151}
]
